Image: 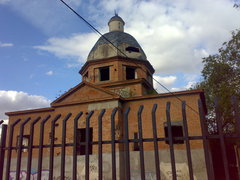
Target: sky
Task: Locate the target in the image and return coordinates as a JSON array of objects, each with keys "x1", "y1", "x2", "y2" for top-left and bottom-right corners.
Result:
[{"x1": 0, "y1": 0, "x2": 240, "y2": 121}]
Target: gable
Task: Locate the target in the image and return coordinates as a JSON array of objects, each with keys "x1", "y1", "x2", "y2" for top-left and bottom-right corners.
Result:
[{"x1": 51, "y1": 82, "x2": 120, "y2": 107}]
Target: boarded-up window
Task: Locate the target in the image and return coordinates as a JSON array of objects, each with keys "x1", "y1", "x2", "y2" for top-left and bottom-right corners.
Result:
[
  {"x1": 133, "y1": 132, "x2": 140, "y2": 151},
  {"x1": 77, "y1": 128, "x2": 93, "y2": 155},
  {"x1": 164, "y1": 123, "x2": 184, "y2": 144}
]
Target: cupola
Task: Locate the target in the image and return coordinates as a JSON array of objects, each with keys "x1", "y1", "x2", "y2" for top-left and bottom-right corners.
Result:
[
  {"x1": 87, "y1": 14, "x2": 147, "y2": 61},
  {"x1": 108, "y1": 13, "x2": 125, "y2": 32}
]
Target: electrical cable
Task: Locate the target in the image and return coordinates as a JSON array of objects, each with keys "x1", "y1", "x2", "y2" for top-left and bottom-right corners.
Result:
[{"x1": 59, "y1": 0, "x2": 199, "y2": 115}]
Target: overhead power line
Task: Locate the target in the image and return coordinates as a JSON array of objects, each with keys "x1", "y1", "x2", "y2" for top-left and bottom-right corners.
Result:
[{"x1": 59, "y1": 0, "x2": 199, "y2": 115}]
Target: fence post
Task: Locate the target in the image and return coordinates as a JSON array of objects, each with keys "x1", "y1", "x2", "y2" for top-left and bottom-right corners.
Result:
[
  {"x1": 111, "y1": 108, "x2": 118, "y2": 180},
  {"x1": 15, "y1": 117, "x2": 31, "y2": 180},
  {"x1": 138, "y1": 105, "x2": 146, "y2": 180},
  {"x1": 152, "y1": 104, "x2": 161, "y2": 180},
  {"x1": 5, "y1": 118, "x2": 21, "y2": 180},
  {"x1": 198, "y1": 99, "x2": 215, "y2": 180},
  {"x1": 48, "y1": 114, "x2": 61, "y2": 180},
  {"x1": 60, "y1": 113, "x2": 72, "y2": 180},
  {"x1": 37, "y1": 115, "x2": 51, "y2": 180},
  {"x1": 166, "y1": 102, "x2": 177, "y2": 180},
  {"x1": 98, "y1": 109, "x2": 106, "y2": 180},
  {"x1": 0, "y1": 123, "x2": 7, "y2": 180},
  {"x1": 72, "y1": 112, "x2": 83, "y2": 180},
  {"x1": 123, "y1": 107, "x2": 131, "y2": 180},
  {"x1": 215, "y1": 99, "x2": 230, "y2": 180},
  {"x1": 85, "y1": 111, "x2": 94, "y2": 180},
  {"x1": 26, "y1": 117, "x2": 41, "y2": 180},
  {"x1": 182, "y1": 101, "x2": 194, "y2": 180}
]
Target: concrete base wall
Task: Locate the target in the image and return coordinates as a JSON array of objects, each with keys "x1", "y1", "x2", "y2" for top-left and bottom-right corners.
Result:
[{"x1": 5, "y1": 149, "x2": 207, "y2": 180}]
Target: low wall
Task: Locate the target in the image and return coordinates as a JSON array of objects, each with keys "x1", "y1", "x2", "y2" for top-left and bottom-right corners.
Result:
[{"x1": 5, "y1": 149, "x2": 207, "y2": 180}]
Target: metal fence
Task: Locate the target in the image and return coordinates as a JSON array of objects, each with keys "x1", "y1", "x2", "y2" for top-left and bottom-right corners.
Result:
[{"x1": 0, "y1": 98, "x2": 239, "y2": 180}]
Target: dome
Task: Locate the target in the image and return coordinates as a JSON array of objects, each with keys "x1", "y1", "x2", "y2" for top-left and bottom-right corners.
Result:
[
  {"x1": 87, "y1": 31, "x2": 147, "y2": 61},
  {"x1": 108, "y1": 14, "x2": 125, "y2": 26},
  {"x1": 87, "y1": 15, "x2": 147, "y2": 61}
]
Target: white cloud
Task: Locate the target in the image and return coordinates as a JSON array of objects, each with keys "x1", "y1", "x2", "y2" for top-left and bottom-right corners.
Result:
[
  {"x1": 153, "y1": 75, "x2": 177, "y2": 93},
  {"x1": 46, "y1": 70, "x2": 53, "y2": 75},
  {"x1": 0, "y1": 42, "x2": 13, "y2": 47},
  {"x1": 0, "y1": 90, "x2": 50, "y2": 119},
  {"x1": 34, "y1": 33, "x2": 99, "y2": 62},
  {"x1": 171, "y1": 81, "x2": 197, "y2": 92},
  {"x1": 153, "y1": 73, "x2": 201, "y2": 93}
]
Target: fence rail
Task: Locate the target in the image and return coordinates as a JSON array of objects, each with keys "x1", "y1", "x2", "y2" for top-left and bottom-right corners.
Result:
[{"x1": 0, "y1": 98, "x2": 239, "y2": 180}]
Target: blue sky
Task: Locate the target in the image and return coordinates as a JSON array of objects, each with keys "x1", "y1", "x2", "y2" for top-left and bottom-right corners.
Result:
[{"x1": 0, "y1": 0, "x2": 240, "y2": 120}]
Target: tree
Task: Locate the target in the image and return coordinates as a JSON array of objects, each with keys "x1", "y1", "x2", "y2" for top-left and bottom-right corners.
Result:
[{"x1": 195, "y1": 30, "x2": 240, "y2": 134}]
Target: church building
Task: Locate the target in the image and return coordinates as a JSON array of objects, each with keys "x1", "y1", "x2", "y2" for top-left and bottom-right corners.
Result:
[{"x1": 4, "y1": 14, "x2": 207, "y2": 180}]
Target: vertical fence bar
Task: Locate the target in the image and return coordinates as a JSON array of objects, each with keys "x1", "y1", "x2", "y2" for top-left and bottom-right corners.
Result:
[
  {"x1": 111, "y1": 108, "x2": 118, "y2": 180},
  {"x1": 0, "y1": 124, "x2": 7, "y2": 180},
  {"x1": 60, "y1": 113, "x2": 72, "y2": 180},
  {"x1": 37, "y1": 115, "x2": 51, "y2": 180},
  {"x1": 231, "y1": 96, "x2": 240, "y2": 135},
  {"x1": 182, "y1": 101, "x2": 194, "y2": 180},
  {"x1": 26, "y1": 117, "x2": 41, "y2": 180},
  {"x1": 98, "y1": 109, "x2": 106, "y2": 180},
  {"x1": 198, "y1": 99, "x2": 215, "y2": 180},
  {"x1": 215, "y1": 99, "x2": 230, "y2": 180},
  {"x1": 15, "y1": 117, "x2": 31, "y2": 180},
  {"x1": 72, "y1": 112, "x2": 83, "y2": 180},
  {"x1": 138, "y1": 105, "x2": 146, "y2": 180},
  {"x1": 48, "y1": 114, "x2": 61, "y2": 180},
  {"x1": 151, "y1": 104, "x2": 161, "y2": 180},
  {"x1": 5, "y1": 118, "x2": 21, "y2": 180},
  {"x1": 166, "y1": 102, "x2": 177, "y2": 180},
  {"x1": 85, "y1": 111, "x2": 94, "y2": 180},
  {"x1": 123, "y1": 107, "x2": 131, "y2": 180}
]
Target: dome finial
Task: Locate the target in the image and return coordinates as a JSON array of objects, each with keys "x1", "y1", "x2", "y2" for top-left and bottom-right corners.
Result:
[{"x1": 114, "y1": 10, "x2": 118, "y2": 16}]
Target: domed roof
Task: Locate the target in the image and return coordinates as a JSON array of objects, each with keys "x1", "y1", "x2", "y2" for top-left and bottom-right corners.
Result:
[
  {"x1": 87, "y1": 15, "x2": 147, "y2": 61},
  {"x1": 108, "y1": 14, "x2": 125, "y2": 25},
  {"x1": 87, "y1": 31, "x2": 147, "y2": 61}
]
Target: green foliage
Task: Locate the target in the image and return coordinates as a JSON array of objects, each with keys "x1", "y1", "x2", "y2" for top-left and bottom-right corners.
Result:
[{"x1": 195, "y1": 30, "x2": 240, "y2": 133}]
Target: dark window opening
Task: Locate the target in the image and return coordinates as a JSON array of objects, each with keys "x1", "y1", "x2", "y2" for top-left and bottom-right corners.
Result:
[
  {"x1": 99, "y1": 67, "x2": 110, "y2": 81},
  {"x1": 126, "y1": 67, "x2": 135, "y2": 80},
  {"x1": 77, "y1": 128, "x2": 93, "y2": 155},
  {"x1": 126, "y1": 46, "x2": 140, "y2": 53},
  {"x1": 164, "y1": 125, "x2": 184, "y2": 144},
  {"x1": 133, "y1": 132, "x2": 140, "y2": 151}
]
